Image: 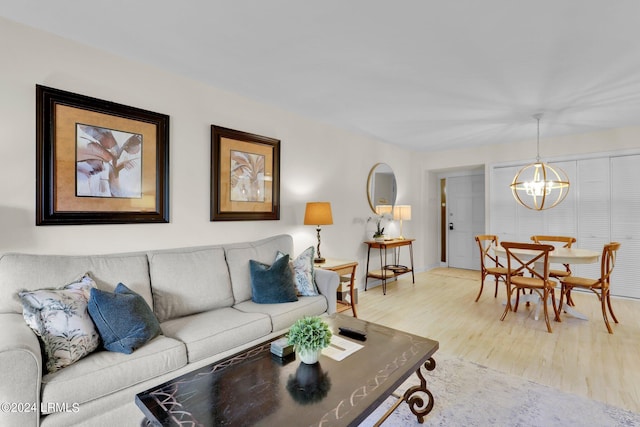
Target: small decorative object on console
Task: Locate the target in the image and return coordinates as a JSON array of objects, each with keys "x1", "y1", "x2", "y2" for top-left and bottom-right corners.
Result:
[
  {"x1": 369, "y1": 208, "x2": 392, "y2": 242},
  {"x1": 373, "y1": 219, "x2": 385, "y2": 242}
]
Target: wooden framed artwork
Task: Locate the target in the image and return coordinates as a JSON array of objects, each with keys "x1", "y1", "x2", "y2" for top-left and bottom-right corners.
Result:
[
  {"x1": 36, "y1": 85, "x2": 170, "y2": 225},
  {"x1": 211, "y1": 126, "x2": 280, "y2": 221}
]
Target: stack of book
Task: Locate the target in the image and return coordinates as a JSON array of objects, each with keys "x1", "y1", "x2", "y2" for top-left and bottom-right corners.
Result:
[{"x1": 270, "y1": 337, "x2": 294, "y2": 358}]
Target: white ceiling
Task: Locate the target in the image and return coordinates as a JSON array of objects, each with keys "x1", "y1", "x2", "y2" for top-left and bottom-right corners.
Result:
[{"x1": 3, "y1": 0, "x2": 640, "y2": 152}]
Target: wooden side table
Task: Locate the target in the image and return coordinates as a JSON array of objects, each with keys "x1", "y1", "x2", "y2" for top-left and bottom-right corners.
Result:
[
  {"x1": 364, "y1": 238, "x2": 415, "y2": 295},
  {"x1": 315, "y1": 258, "x2": 358, "y2": 317}
]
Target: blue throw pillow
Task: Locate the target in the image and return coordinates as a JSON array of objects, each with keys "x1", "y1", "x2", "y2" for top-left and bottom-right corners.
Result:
[
  {"x1": 250, "y1": 254, "x2": 299, "y2": 304},
  {"x1": 88, "y1": 283, "x2": 161, "y2": 354}
]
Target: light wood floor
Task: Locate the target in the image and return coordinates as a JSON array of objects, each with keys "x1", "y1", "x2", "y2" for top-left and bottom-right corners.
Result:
[{"x1": 356, "y1": 268, "x2": 640, "y2": 413}]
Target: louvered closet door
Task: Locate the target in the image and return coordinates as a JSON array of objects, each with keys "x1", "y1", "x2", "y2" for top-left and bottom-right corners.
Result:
[
  {"x1": 575, "y1": 158, "x2": 610, "y2": 279},
  {"x1": 610, "y1": 155, "x2": 640, "y2": 298},
  {"x1": 489, "y1": 166, "x2": 519, "y2": 243},
  {"x1": 544, "y1": 161, "x2": 577, "y2": 236},
  {"x1": 541, "y1": 160, "x2": 577, "y2": 274}
]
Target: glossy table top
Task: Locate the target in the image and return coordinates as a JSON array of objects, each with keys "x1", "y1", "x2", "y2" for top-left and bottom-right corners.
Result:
[{"x1": 136, "y1": 314, "x2": 439, "y2": 426}]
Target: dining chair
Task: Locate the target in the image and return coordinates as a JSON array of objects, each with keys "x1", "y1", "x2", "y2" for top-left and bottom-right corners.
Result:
[
  {"x1": 500, "y1": 242, "x2": 561, "y2": 333},
  {"x1": 474, "y1": 235, "x2": 509, "y2": 302},
  {"x1": 531, "y1": 235, "x2": 577, "y2": 304},
  {"x1": 558, "y1": 242, "x2": 621, "y2": 334}
]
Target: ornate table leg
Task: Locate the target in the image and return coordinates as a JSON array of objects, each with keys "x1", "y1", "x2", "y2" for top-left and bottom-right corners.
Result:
[
  {"x1": 403, "y1": 357, "x2": 436, "y2": 423},
  {"x1": 373, "y1": 357, "x2": 436, "y2": 426}
]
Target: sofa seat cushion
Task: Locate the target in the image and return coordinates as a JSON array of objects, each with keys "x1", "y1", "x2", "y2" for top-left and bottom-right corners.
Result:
[
  {"x1": 234, "y1": 296, "x2": 328, "y2": 331},
  {"x1": 160, "y1": 307, "x2": 272, "y2": 363},
  {"x1": 41, "y1": 335, "x2": 186, "y2": 412},
  {"x1": 148, "y1": 247, "x2": 234, "y2": 322}
]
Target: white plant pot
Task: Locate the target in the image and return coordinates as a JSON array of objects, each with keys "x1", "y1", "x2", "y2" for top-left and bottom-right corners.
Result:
[{"x1": 297, "y1": 347, "x2": 320, "y2": 364}]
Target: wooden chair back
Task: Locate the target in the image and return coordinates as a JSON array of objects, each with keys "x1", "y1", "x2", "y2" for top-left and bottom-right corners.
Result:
[
  {"x1": 500, "y1": 242, "x2": 558, "y2": 332},
  {"x1": 475, "y1": 235, "x2": 503, "y2": 271},
  {"x1": 531, "y1": 235, "x2": 577, "y2": 279},
  {"x1": 600, "y1": 242, "x2": 621, "y2": 289},
  {"x1": 530, "y1": 235, "x2": 576, "y2": 249},
  {"x1": 501, "y1": 241, "x2": 554, "y2": 282}
]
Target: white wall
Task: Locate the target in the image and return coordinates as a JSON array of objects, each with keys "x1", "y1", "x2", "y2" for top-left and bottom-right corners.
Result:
[
  {"x1": 0, "y1": 18, "x2": 423, "y2": 286},
  {"x1": 4, "y1": 17, "x2": 639, "y2": 281}
]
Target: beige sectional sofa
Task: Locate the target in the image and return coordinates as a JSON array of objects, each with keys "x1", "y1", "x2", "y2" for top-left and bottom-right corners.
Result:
[{"x1": 0, "y1": 234, "x2": 339, "y2": 427}]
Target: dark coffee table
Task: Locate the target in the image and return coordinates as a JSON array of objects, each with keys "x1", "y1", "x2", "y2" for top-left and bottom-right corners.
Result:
[{"x1": 136, "y1": 314, "x2": 439, "y2": 426}]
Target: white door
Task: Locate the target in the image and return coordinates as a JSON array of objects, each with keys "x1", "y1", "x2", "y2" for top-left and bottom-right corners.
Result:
[{"x1": 448, "y1": 174, "x2": 485, "y2": 269}]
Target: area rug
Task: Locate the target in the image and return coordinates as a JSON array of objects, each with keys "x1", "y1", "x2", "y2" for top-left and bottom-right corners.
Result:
[{"x1": 359, "y1": 354, "x2": 640, "y2": 427}]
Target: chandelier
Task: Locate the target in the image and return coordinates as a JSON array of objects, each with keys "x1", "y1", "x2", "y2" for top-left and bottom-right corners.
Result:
[{"x1": 510, "y1": 114, "x2": 570, "y2": 210}]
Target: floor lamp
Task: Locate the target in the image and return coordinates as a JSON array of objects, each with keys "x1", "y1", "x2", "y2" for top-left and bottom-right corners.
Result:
[{"x1": 304, "y1": 202, "x2": 333, "y2": 263}]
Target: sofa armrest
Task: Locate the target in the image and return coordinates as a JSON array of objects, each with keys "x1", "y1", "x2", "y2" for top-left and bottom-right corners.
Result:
[
  {"x1": 0, "y1": 313, "x2": 42, "y2": 427},
  {"x1": 314, "y1": 269, "x2": 339, "y2": 315}
]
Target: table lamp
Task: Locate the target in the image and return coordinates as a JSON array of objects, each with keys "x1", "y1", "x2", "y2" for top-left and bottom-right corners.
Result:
[
  {"x1": 375, "y1": 205, "x2": 393, "y2": 216},
  {"x1": 304, "y1": 202, "x2": 333, "y2": 263},
  {"x1": 394, "y1": 205, "x2": 411, "y2": 239}
]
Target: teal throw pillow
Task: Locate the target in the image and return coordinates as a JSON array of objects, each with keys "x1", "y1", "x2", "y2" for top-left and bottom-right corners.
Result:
[
  {"x1": 88, "y1": 283, "x2": 161, "y2": 354},
  {"x1": 250, "y1": 254, "x2": 299, "y2": 304},
  {"x1": 276, "y1": 246, "x2": 319, "y2": 296}
]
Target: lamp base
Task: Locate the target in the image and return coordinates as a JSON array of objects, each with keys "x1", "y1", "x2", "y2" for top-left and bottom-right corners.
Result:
[{"x1": 314, "y1": 257, "x2": 326, "y2": 264}]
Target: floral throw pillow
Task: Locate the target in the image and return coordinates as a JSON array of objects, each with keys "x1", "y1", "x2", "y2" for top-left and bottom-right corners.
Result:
[
  {"x1": 276, "y1": 246, "x2": 319, "y2": 296},
  {"x1": 18, "y1": 274, "x2": 100, "y2": 373}
]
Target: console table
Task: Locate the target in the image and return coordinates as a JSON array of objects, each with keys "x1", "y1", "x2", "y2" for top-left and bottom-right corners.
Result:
[
  {"x1": 364, "y1": 239, "x2": 415, "y2": 295},
  {"x1": 315, "y1": 258, "x2": 358, "y2": 317}
]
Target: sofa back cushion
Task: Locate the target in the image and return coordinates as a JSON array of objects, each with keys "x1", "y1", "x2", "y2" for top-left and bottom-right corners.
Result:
[
  {"x1": 148, "y1": 247, "x2": 234, "y2": 322},
  {"x1": 0, "y1": 253, "x2": 151, "y2": 314},
  {"x1": 225, "y1": 235, "x2": 293, "y2": 304}
]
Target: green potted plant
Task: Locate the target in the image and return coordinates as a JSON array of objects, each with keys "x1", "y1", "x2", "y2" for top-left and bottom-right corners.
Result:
[{"x1": 287, "y1": 316, "x2": 332, "y2": 364}]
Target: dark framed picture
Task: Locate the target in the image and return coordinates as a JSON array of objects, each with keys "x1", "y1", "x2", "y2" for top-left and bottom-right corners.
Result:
[
  {"x1": 211, "y1": 126, "x2": 280, "y2": 221},
  {"x1": 36, "y1": 85, "x2": 170, "y2": 225}
]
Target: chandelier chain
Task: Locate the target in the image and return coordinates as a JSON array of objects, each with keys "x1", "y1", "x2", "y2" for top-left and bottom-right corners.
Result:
[{"x1": 536, "y1": 115, "x2": 541, "y2": 162}]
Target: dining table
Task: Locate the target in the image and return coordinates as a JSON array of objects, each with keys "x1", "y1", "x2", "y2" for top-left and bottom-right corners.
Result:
[{"x1": 493, "y1": 245, "x2": 600, "y2": 321}]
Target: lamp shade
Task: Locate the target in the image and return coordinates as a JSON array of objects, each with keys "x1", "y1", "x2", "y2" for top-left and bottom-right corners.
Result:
[
  {"x1": 393, "y1": 205, "x2": 412, "y2": 221},
  {"x1": 304, "y1": 202, "x2": 333, "y2": 226},
  {"x1": 375, "y1": 205, "x2": 393, "y2": 216}
]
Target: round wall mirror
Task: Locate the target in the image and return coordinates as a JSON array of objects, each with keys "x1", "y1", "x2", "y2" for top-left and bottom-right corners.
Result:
[{"x1": 367, "y1": 163, "x2": 397, "y2": 213}]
